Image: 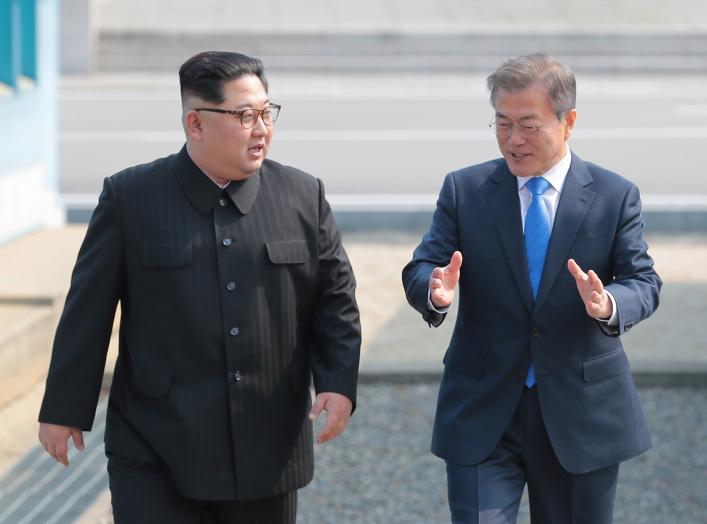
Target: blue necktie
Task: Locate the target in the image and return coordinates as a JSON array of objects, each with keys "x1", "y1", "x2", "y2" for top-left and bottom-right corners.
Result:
[{"x1": 524, "y1": 176, "x2": 551, "y2": 388}]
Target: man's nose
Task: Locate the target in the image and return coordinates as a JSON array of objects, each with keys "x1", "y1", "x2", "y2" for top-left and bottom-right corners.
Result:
[
  {"x1": 508, "y1": 125, "x2": 526, "y2": 144},
  {"x1": 251, "y1": 115, "x2": 268, "y2": 134}
]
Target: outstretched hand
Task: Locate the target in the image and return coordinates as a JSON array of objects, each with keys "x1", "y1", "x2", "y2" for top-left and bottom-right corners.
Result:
[
  {"x1": 309, "y1": 392, "x2": 353, "y2": 444},
  {"x1": 567, "y1": 258, "x2": 613, "y2": 319},
  {"x1": 429, "y1": 251, "x2": 463, "y2": 309}
]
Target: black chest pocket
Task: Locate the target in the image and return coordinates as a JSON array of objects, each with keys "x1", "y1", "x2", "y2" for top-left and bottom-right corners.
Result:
[{"x1": 265, "y1": 240, "x2": 309, "y2": 264}]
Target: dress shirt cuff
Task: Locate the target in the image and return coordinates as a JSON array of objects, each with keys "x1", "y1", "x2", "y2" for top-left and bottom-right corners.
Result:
[
  {"x1": 427, "y1": 289, "x2": 452, "y2": 314},
  {"x1": 596, "y1": 290, "x2": 618, "y2": 325}
]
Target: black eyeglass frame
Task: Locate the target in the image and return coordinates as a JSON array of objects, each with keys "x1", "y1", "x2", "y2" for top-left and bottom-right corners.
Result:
[{"x1": 194, "y1": 103, "x2": 282, "y2": 129}]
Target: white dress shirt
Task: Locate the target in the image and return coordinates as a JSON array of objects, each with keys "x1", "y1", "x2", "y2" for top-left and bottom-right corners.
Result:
[{"x1": 429, "y1": 146, "x2": 617, "y2": 325}]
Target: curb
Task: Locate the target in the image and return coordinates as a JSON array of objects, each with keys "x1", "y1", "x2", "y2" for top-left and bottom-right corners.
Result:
[
  {"x1": 65, "y1": 204, "x2": 707, "y2": 234},
  {"x1": 358, "y1": 369, "x2": 707, "y2": 387}
]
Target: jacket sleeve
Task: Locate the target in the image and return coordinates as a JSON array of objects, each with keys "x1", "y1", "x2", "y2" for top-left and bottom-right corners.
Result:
[
  {"x1": 402, "y1": 172, "x2": 460, "y2": 327},
  {"x1": 603, "y1": 183, "x2": 662, "y2": 336},
  {"x1": 309, "y1": 179, "x2": 361, "y2": 408},
  {"x1": 38, "y1": 177, "x2": 123, "y2": 430}
]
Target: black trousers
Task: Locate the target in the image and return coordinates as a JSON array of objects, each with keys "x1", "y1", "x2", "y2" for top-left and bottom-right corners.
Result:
[
  {"x1": 446, "y1": 387, "x2": 619, "y2": 524},
  {"x1": 108, "y1": 455, "x2": 297, "y2": 524}
]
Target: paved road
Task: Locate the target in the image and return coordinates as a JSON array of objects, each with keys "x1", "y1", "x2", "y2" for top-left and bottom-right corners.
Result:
[
  {"x1": 60, "y1": 72, "x2": 707, "y2": 205},
  {"x1": 1, "y1": 385, "x2": 704, "y2": 523}
]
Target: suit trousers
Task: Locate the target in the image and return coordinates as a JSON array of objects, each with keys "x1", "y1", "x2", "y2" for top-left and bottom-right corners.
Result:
[
  {"x1": 446, "y1": 387, "x2": 619, "y2": 524},
  {"x1": 108, "y1": 455, "x2": 297, "y2": 524}
]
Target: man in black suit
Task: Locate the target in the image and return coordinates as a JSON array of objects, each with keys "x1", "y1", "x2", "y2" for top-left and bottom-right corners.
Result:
[
  {"x1": 403, "y1": 54, "x2": 661, "y2": 523},
  {"x1": 38, "y1": 51, "x2": 361, "y2": 523}
]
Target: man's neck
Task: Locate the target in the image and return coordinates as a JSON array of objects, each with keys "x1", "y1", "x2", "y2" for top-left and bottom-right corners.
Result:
[{"x1": 186, "y1": 143, "x2": 236, "y2": 188}]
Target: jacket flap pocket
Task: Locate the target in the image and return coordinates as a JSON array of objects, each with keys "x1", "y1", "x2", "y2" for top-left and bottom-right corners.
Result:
[
  {"x1": 142, "y1": 243, "x2": 192, "y2": 268},
  {"x1": 583, "y1": 349, "x2": 629, "y2": 382},
  {"x1": 443, "y1": 347, "x2": 484, "y2": 379},
  {"x1": 132, "y1": 367, "x2": 171, "y2": 397},
  {"x1": 266, "y1": 240, "x2": 309, "y2": 264}
]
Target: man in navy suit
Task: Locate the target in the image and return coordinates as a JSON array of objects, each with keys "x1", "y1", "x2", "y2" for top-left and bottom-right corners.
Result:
[{"x1": 403, "y1": 54, "x2": 661, "y2": 523}]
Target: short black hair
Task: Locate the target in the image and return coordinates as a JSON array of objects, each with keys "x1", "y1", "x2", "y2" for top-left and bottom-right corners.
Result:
[{"x1": 179, "y1": 51, "x2": 268, "y2": 104}]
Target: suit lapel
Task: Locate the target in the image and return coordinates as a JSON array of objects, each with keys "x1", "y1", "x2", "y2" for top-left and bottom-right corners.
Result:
[
  {"x1": 534, "y1": 153, "x2": 596, "y2": 313},
  {"x1": 483, "y1": 164, "x2": 533, "y2": 313}
]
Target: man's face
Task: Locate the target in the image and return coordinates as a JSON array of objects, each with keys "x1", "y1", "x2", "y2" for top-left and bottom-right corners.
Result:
[
  {"x1": 493, "y1": 82, "x2": 576, "y2": 178},
  {"x1": 192, "y1": 74, "x2": 273, "y2": 181}
]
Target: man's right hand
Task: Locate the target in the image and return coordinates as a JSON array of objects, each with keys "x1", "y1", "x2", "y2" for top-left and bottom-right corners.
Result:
[
  {"x1": 38, "y1": 423, "x2": 84, "y2": 467},
  {"x1": 429, "y1": 251, "x2": 463, "y2": 309}
]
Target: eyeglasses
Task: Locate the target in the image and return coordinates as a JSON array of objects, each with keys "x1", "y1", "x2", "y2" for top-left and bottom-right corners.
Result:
[
  {"x1": 194, "y1": 103, "x2": 281, "y2": 129},
  {"x1": 489, "y1": 118, "x2": 548, "y2": 139}
]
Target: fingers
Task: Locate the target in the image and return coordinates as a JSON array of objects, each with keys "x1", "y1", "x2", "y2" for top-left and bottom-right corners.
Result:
[
  {"x1": 316, "y1": 410, "x2": 348, "y2": 444},
  {"x1": 587, "y1": 269, "x2": 604, "y2": 293},
  {"x1": 308, "y1": 395, "x2": 326, "y2": 421},
  {"x1": 52, "y1": 440, "x2": 70, "y2": 467},
  {"x1": 71, "y1": 429, "x2": 85, "y2": 452},
  {"x1": 447, "y1": 251, "x2": 463, "y2": 272},
  {"x1": 429, "y1": 265, "x2": 454, "y2": 308},
  {"x1": 311, "y1": 393, "x2": 352, "y2": 444},
  {"x1": 567, "y1": 258, "x2": 587, "y2": 281},
  {"x1": 429, "y1": 267, "x2": 444, "y2": 291}
]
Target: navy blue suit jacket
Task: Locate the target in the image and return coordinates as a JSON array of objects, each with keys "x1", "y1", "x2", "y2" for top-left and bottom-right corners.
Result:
[{"x1": 402, "y1": 152, "x2": 661, "y2": 474}]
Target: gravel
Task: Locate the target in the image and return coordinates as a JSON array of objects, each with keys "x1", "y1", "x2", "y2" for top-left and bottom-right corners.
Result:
[{"x1": 299, "y1": 384, "x2": 707, "y2": 524}]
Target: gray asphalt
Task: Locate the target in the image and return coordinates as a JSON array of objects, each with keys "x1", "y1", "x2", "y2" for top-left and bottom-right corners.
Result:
[
  {"x1": 300, "y1": 383, "x2": 707, "y2": 524},
  {"x1": 2, "y1": 385, "x2": 703, "y2": 523}
]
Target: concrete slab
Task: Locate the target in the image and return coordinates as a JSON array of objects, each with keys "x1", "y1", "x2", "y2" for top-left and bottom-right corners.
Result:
[
  {"x1": 0, "y1": 304, "x2": 54, "y2": 407},
  {"x1": 0, "y1": 226, "x2": 86, "y2": 303}
]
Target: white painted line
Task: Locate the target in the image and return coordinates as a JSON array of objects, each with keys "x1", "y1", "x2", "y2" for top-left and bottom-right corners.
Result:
[
  {"x1": 675, "y1": 104, "x2": 707, "y2": 116},
  {"x1": 0, "y1": 402, "x2": 107, "y2": 500},
  {"x1": 62, "y1": 193, "x2": 707, "y2": 211},
  {"x1": 44, "y1": 467, "x2": 108, "y2": 524},
  {"x1": 60, "y1": 130, "x2": 184, "y2": 142},
  {"x1": 0, "y1": 451, "x2": 55, "y2": 500},
  {"x1": 328, "y1": 193, "x2": 437, "y2": 211},
  {"x1": 60, "y1": 91, "x2": 179, "y2": 102},
  {"x1": 62, "y1": 193, "x2": 100, "y2": 208},
  {"x1": 59, "y1": 127, "x2": 707, "y2": 143},
  {"x1": 9, "y1": 446, "x2": 106, "y2": 524},
  {"x1": 642, "y1": 195, "x2": 707, "y2": 210},
  {"x1": 575, "y1": 127, "x2": 707, "y2": 139}
]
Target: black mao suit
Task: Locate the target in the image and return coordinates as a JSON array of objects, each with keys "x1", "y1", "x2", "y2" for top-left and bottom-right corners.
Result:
[{"x1": 39, "y1": 146, "x2": 361, "y2": 501}]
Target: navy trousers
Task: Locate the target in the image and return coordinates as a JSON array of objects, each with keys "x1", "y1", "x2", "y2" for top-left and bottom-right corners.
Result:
[{"x1": 446, "y1": 387, "x2": 619, "y2": 524}]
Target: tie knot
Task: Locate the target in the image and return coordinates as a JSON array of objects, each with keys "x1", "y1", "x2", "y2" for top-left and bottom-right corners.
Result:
[{"x1": 526, "y1": 176, "x2": 551, "y2": 196}]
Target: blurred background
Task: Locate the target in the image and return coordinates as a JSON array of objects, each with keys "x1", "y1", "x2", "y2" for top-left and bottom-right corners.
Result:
[{"x1": 1, "y1": 0, "x2": 706, "y2": 522}]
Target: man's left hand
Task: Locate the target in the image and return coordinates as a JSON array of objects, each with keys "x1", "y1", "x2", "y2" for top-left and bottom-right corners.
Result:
[
  {"x1": 567, "y1": 259, "x2": 612, "y2": 319},
  {"x1": 308, "y1": 392, "x2": 352, "y2": 444}
]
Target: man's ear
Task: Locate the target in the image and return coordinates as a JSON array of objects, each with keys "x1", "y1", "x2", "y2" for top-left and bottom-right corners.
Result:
[
  {"x1": 185, "y1": 110, "x2": 204, "y2": 141},
  {"x1": 563, "y1": 108, "x2": 577, "y2": 140}
]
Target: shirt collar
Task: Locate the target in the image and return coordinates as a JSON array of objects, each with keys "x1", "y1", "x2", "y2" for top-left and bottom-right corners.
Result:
[
  {"x1": 516, "y1": 145, "x2": 572, "y2": 194},
  {"x1": 175, "y1": 145, "x2": 260, "y2": 215},
  {"x1": 225, "y1": 169, "x2": 260, "y2": 214}
]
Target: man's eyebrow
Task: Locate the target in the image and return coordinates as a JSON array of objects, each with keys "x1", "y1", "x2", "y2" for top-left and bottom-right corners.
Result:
[
  {"x1": 494, "y1": 111, "x2": 541, "y2": 122},
  {"x1": 234, "y1": 99, "x2": 271, "y2": 110}
]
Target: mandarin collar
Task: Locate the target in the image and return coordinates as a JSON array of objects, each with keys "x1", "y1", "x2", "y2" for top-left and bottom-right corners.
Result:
[{"x1": 175, "y1": 145, "x2": 260, "y2": 215}]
